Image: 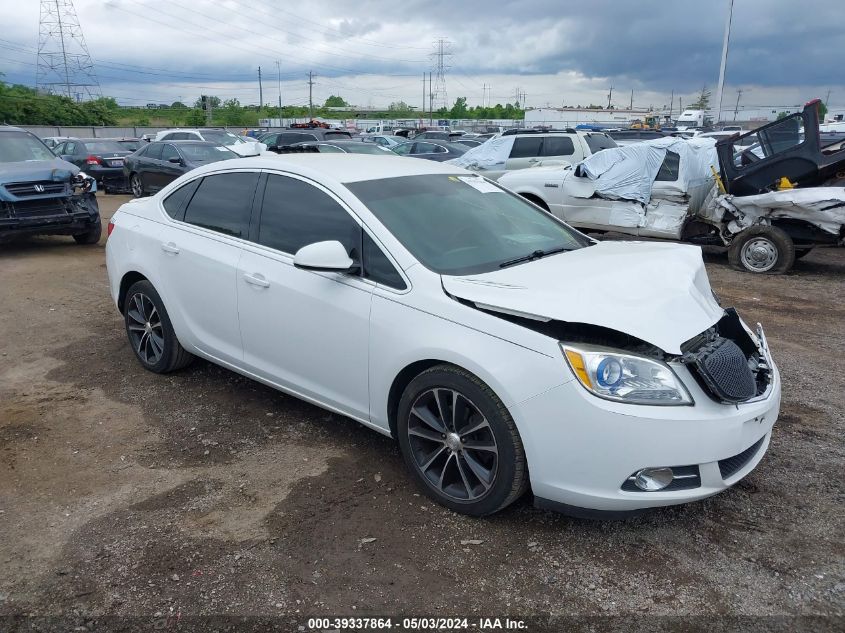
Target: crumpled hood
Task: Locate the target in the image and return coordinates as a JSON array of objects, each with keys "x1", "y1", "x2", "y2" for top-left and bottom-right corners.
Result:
[
  {"x1": 0, "y1": 158, "x2": 78, "y2": 185},
  {"x1": 442, "y1": 241, "x2": 724, "y2": 354}
]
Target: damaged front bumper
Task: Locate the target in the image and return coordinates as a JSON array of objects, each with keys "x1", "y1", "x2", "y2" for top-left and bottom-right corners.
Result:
[{"x1": 0, "y1": 191, "x2": 101, "y2": 240}]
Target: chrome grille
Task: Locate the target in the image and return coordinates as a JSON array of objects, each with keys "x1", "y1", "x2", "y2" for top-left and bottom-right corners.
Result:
[{"x1": 4, "y1": 181, "x2": 68, "y2": 197}]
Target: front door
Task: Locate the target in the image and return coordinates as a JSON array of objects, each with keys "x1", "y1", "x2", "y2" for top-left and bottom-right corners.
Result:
[{"x1": 237, "y1": 172, "x2": 372, "y2": 420}]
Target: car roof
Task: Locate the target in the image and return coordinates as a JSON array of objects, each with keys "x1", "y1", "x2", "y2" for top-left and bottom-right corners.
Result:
[
  {"x1": 0, "y1": 126, "x2": 27, "y2": 133},
  {"x1": 191, "y1": 153, "x2": 470, "y2": 184},
  {"x1": 152, "y1": 140, "x2": 222, "y2": 145}
]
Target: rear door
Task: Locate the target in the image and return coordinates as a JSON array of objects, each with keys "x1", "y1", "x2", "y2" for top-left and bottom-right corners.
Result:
[
  {"x1": 157, "y1": 171, "x2": 259, "y2": 364},
  {"x1": 155, "y1": 144, "x2": 185, "y2": 190},
  {"x1": 237, "y1": 172, "x2": 372, "y2": 420}
]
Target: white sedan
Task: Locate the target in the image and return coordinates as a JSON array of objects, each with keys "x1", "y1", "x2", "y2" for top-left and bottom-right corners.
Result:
[{"x1": 105, "y1": 155, "x2": 780, "y2": 517}]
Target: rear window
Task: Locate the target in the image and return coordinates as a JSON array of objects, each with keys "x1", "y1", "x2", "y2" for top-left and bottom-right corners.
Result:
[
  {"x1": 655, "y1": 151, "x2": 681, "y2": 181},
  {"x1": 179, "y1": 144, "x2": 238, "y2": 161},
  {"x1": 85, "y1": 141, "x2": 126, "y2": 153},
  {"x1": 585, "y1": 133, "x2": 618, "y2": 153},
  {"x1": 324, "y1": 131, "x2": 352, "y2": 140},
  {"x1": 510, "y1": 137, "x2": 543, "y2": 158},
  {"x1": 542, "y1": 136, "x2": 575, "y2": 157}
]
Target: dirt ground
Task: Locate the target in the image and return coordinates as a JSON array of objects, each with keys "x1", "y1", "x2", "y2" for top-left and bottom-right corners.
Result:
[{"x1": 1, "y1": 193, "x2": 843, "y2": 630}]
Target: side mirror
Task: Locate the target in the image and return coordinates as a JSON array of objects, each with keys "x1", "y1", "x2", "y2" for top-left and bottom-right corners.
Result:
[
  {"x1": 59, "y1": 155, "x2": 73, "y2": 161},
  {"x1": 293, "y1": 240, "x2": 355, "y2": 273},
  {"x1": 168, "y1": 157, "x2": 183, "y2": 164}
]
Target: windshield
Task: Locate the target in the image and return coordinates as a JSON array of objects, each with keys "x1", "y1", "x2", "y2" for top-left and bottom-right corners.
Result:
[
  {"x1": 180, "y1": 144, "x2": 238, "y2": 161},
  {"x1": 346, "y1": 174, "x2": 588, "y2": 275},
  {"x1": 0, "y1": 132, "x2": 58, "y2": 162},
  {"x1": 201, "y1": 131, "x2": 243, "y2": 145},
  {"x1": 342, "y1": 143, "x2": 392, "y2": 155}
]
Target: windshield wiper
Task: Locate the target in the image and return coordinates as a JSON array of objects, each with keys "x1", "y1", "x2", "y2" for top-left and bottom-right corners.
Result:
[{"x1": 498, "y1": 246, "x2": 572, "y2": 268}]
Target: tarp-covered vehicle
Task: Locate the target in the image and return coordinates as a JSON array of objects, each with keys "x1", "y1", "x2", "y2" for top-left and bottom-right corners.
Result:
[
  {"x1": 0, "y1": 127, "x2": 101, "y2": 244},
  {"x1": 499, "y1": 103, "x2": 845, "y2": 273}
]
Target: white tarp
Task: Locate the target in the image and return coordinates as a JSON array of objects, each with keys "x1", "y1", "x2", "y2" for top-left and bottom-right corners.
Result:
[
  {"x1": 576, "y1": 137, "x2": 718, "y2": 204},
  {"x1": 717, "y1": 188, "x2": 845, "y2": 236},
  {"x1": 446, "y1": 136, "x2": 515, "y2": 170}
]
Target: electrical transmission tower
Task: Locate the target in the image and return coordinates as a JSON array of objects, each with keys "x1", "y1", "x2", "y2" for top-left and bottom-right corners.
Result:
[
  {"x1": 430, "y1": 38, "x2": 451, "y2": 111},
  {"x1": 36, "y1": 0, "x2": 101, "y2": 101}
]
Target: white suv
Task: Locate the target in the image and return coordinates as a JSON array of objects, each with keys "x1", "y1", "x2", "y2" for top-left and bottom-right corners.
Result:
[{"x1": 450, "y1": 129, "x2": 617, "y2": 180}]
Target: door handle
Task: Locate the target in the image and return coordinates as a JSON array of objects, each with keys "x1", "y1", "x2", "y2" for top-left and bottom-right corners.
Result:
[
  {"x1": 160, "y1": 242, "x2": 180, "y2": 254},
  {"x1": 243, "y1": 273, "x2": 270, "y2": 288},
  {"x1": 528, "y1": 158, "x2": 540, "y2": 163}
]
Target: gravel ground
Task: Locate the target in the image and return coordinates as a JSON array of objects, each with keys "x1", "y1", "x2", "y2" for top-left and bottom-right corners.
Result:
[{"x1": 0, "y1": 193, "x2": 843, "y2": 632}]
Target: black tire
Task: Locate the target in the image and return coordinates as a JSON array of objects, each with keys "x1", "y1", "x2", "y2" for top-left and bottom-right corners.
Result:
[
  {"x1": 130, "y1": 173, "x2": 145, "y2": 198},
  {"x1": 396, "y1": 364, "x2": 528, "y2": 516},
  {"x1": 727, "y1": 225, "x2": 795, "y2": 274},
  {"x1": 73, "y1": 217, "x2": 102, "y2": 244},
  {"x1": 124, "y1": 280, "x2": 194, "y2": 373},
  {"x1": 794, "y1": 247, "x2": 814, "y2": 259}
]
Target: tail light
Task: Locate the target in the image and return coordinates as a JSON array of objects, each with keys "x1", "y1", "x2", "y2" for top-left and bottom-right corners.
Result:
[
  {"x1": 107, "y1": 219, "x2": 115, "y2": 237},
  {"x1": 85, "y1": 155, "x2": 102, "y2": 166}
]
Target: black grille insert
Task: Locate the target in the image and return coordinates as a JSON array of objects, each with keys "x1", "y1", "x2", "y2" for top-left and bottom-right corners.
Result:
[
  {"x1": 684, "y1": 337, "x2": 757, "y2": 403},
  {"x1": 3, "y1": 198, "x2": 70, "y2": 218},
  {"x1": 719, "y1": 436, "x2": 765, "y2": 480},
  {"x1": 5, "y1": 181, "x2": 67, "y2": 197}
]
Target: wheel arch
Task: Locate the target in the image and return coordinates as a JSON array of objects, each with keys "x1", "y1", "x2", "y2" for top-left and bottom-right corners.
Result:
[
  {"x1": 117, "y1": 271, "x2": 149, "y2": 314},
  {"x1": 387, "y1": 359, "x2": 448, "y2": 439},
  {"x1": 517, "y1": 191, "x2": 550, "y2": 211}
]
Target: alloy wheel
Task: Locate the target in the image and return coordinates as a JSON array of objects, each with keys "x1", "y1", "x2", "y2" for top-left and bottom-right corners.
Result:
[
  {"x1": 126, "y1": 292, "x2": 164, "y2": 365},
  {"x1": 131, "y1": 174, "x2": 143, "y2": 198},
  {"x1": 740, "y1": 237, "x2": 778, "y2": 272},
  {"x1": 406, "y1": 388, "x2": 498, "y2": 502}
]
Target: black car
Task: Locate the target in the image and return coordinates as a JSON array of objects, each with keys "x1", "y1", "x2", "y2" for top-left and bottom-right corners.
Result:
[
  {"x1": 124, "y1": 141, "x2": 239, "y2": 197},
  {"x1": 413, "y1": 131, "x2": 463, "y2": 141},
  {"x1": 391, "y1": 140, "x2": 468, "y2": 162},
  {"x1": 54, "y1": 138, "x2": 132, "y2": 193},
  {"x1": 0, "y1": 127, "x2": 100, "y2": 244},
  {"x1": 293, "y1": 140, "x2": 395, "y2": 155},
  {"x1": 260, "y1": 128, "x2": 352, "y2": 148}
]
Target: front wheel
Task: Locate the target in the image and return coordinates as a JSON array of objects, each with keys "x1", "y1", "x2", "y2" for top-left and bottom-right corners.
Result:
[
  {"x1": 396, "y1": 365, "x2": 528, "y2": 516},
  {"x1": 124, "y1": 280, "x2": 194, "y2": 373},
  {"x1": 728, "y1": 225, "x2": 795, "y2": 274},
  {"x1": 73, "y1": 217, "x2": 102, "y2": 244}
]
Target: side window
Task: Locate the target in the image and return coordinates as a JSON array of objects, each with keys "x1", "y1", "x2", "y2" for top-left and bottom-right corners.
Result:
[
  {"x1": 257, "y1": 174, "x2": 360, "y2": 256},
  {"x1": 510, "y1": 137, "x2": 543, "y2": 158},
  {"x1": 160, "y1": 144, "x2": 180, "y2": 162},
  {"x1": 63, "y1": 142, "x2": 76, "y2": 155},
  {"x1": 363, "y1": 232, "x2": 406, "y2": 290},
  {"x1": 162, "y1": 179, "x2": 200, "y2": 220},
  {"x1": 134, "y1": 144, "x2": 148, "y2": 157},
  {"x1": 277, "y1": 133, "x2": 316, "y2": 145},
  {"x1": 542, "y1": 136, "x2": 575, "y2": 157},
  {"x1": 414, "y1": 142, "x2": 438, "y2": 154},
  {"x1": 655, "y1": 151, "x2": 681, "y2": 181},
  {"x1": 146, "y1": 143, "x2": 163, "y2": 160},
  {"x1": 183, "y1": 172, "x2": 259, "y2": 237},
  {"x1": 161, "y1": 133, "x2": 177, "y2": 141},
  {"x1": 393, "y1": 143, "x2": 412, "y2": 155}
]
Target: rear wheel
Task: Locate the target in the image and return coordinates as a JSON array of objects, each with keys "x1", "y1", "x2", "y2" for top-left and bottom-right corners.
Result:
[
  {"x1": 728, "y1": 225, "x2": 795, "y2": 274},
  {"x1": 130, "y1": 173, "x2": 145, "y2": 198},
  {"x1": 124, "y1": 280, "x2": 193, "y2": 373},
  {"x1": 396, "y1": 365, "x2": 528, "y2": 516},
  {"x1": 73, "y1": 217, "x2": 102, "y2": 244}
]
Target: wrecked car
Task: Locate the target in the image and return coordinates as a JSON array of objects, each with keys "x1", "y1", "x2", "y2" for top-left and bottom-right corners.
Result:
[
  {"x1": 0, "y1": 126, "x2": 101, "y2": 244},
  {"x1": 107, "y1": 154, "x2": 779, "y2": 519},
  {"x1": 499, "y1": 115, "x2": 845, "y2": 273}
]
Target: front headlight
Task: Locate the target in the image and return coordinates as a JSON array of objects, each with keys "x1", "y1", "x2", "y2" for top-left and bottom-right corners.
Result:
[{"x1": 561, "y1": 343, "x2": 693, "y2": 406}]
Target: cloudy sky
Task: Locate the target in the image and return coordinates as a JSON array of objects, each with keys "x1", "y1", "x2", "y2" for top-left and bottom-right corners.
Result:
[{"x1": 2, "y1": 0, "x2": 842, "y2": 115}]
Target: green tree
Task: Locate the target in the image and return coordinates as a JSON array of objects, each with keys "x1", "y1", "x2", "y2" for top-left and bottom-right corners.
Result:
[
  {"x1": 193, "y1": 95, "x2": 221, "y2": 109},
  {"x1": 691, "y1": 85, "x2": 711, "y2": 110},
  {"x1": 388, "y1": 101, "x2": 411, "y2": 113},
  {"x1": 171, "y1": 101, "x2": 188, "y2": 109},
  {"x1": 819, "y1": 101, "x2": 828, "y2": 121},
  {"x1": 449, "y1": 96, "x2": 468, "y2": 119},
  {"x1": 324, "y1": 95, "x2": 348, "y2": 107}
]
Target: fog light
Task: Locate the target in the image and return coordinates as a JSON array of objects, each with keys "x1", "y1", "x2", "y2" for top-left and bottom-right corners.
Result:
[{"x1": 634, "y1": 467, "x2": 674, "y2": 491}]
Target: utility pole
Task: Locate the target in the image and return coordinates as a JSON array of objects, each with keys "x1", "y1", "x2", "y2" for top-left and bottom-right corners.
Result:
[
  {"x1": 669, "y1": 89, "x2": 674, "y2": 119},
  {"x1": 607, "y1": 85, "x2": 613, "y2": 109},
  {"x1": 431, "y1": 38, "x2": 451, "y2": 112},
  {"x1": 715, "y1": 0, "x2": 735, "y2": 126},
  {"x1": 429, "y1": 71, "x2": 433, "y2": 125},
  {"x1": 276, "y1": 61, "x2": 282, "y2": 127},
  {"x1": 308, "y1": 71, "x2": 315, "y2": 119},
  {"x1": 733, "y1": 88, "x2": 743, "y2": 121},
  {"x1": 629, "y1": 89, "x2": 634, "y2": 110},
  {"x1": 422, "y1": 73, "x2": 426, "y2": 123},
  {"x1": 36, "y1": 0, "x2": 101, "y2": 100},
  {"x1": 258, "y1": 66, "x2": 263, "y2": 109}
]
